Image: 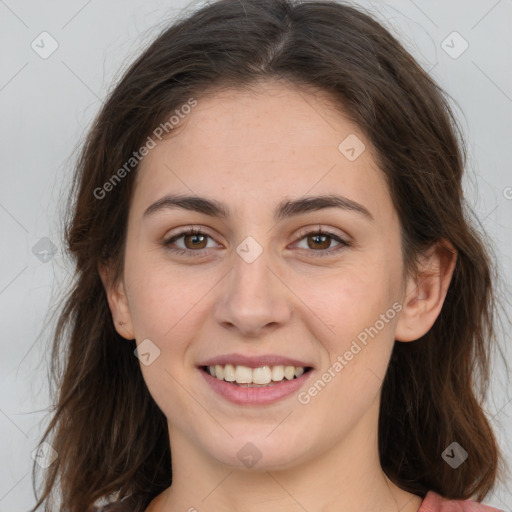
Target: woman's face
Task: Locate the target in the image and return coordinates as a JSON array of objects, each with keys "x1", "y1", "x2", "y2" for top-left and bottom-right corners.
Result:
[{"x1": 110, "y1": 80, "x2": 412, "y2": 471}]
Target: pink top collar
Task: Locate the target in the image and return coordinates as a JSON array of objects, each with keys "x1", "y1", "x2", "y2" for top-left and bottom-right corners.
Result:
[{"x1": 418, "y1": 491, "x2": 505, "y2": 512}]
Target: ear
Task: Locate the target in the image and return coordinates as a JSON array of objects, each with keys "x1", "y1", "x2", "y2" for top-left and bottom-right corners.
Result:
[
  {"x1": 98, "y1": 263, "x2": 136, "y2": 340},
  {"x1": 395, "y1": 239, "x2": 457, "y2": 342}
]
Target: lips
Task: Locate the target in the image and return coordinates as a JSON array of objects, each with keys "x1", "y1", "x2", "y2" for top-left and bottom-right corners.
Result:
[{"x1": 196, "y1": 353, "x2": 314, "y2": 405}]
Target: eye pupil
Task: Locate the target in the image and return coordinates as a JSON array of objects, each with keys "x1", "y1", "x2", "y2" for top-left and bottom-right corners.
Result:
[
  {"x1": 308, "y1": 234, "x2": 330, "y2": 250},
  {"x1": 185, "y1": 234, "x2": 207, "y2": 249}
]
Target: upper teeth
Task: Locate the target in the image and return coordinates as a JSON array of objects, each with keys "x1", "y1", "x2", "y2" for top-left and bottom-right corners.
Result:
[{"x1": 207, "y1": 364, "x2": 305, "y2": 384}]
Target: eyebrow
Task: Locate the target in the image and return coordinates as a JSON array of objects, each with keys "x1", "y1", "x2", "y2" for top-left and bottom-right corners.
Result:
[{"x1": 142, "y1": 193, "x2": 374, "y2": 222}]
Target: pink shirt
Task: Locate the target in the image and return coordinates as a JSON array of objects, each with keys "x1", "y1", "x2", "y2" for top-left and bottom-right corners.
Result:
[{"x1": 419, "y1": 491, "x2": 505, "y2": 511}]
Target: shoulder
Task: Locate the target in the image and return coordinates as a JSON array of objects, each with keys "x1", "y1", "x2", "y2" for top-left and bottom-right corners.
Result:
[{"x1": 419, "y1": 491, "x2": 505, "y2": 512}]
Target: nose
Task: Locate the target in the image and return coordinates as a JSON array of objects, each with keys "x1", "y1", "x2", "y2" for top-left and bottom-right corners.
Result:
[{"x1": 213, "y1": 249, "x2": 293, "y2": 338}]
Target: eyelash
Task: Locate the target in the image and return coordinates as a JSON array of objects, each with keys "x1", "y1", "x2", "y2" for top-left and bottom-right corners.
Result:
[{"x1": 163, "y1": 227, "x2": 350, "y2": 258}]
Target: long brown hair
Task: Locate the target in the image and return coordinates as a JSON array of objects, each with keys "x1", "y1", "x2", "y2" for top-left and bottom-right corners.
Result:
[{"x1": 31, "y1": 0, "x2": 509, "y2": 510}]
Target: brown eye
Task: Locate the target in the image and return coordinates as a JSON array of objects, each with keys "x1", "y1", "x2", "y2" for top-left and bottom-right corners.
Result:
[
  {"x1": 163, "y1": 227, "x2": 217, "y2": 256},
  {"x1": 182, "y1": 233, "x2": 208, "y2": 250},
  {"x1": 294, "y1": 228, "x2": 350, "y2": 257},
  {"x1": 306, "y1": 234, "x2": 332, "y2": 250}
]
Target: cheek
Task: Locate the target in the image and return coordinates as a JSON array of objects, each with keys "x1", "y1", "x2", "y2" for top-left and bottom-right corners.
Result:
[
  {"x1": 126, "y1": 255, "x2": 214, "y2": 341},
  {"x1": 292, "y1": 264, "x2": 398, "y2": 346},
  {"x1": 292, "y1": 262, "x2": 399, "y2": 409},
  {"x1": 299, "y1": 282, "x2": 398, "y2": 437},
  {"x1": 127, "y1": 264, "x2": 208, "y2": 418}
]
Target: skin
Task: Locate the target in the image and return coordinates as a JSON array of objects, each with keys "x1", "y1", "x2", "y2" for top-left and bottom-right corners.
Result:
[{"x1": 100, "y1": 79, "x2": 457, "y2": 512}]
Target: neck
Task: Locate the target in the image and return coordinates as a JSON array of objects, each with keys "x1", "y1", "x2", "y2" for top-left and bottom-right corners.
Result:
[{"x1": 152, "y1": 399, "x2": 422, "y2": 512}]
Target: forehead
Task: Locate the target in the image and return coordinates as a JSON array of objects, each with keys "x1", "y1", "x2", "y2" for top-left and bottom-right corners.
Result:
[{"x1": 131, "y1": 81, "x2": 391, "y2": 223}]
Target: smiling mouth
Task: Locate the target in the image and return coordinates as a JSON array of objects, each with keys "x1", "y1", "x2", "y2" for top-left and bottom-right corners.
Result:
[{"x1": 200, "y1": 364, "x2": 313, "y2": 387}]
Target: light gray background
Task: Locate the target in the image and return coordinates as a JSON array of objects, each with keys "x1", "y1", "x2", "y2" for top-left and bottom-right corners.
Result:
[{"x1": 1, "y1": 0, "x2": 511, "y2": 510}]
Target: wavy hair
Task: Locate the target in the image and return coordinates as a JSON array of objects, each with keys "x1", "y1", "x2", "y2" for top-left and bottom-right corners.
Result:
[{"x1": 31, "y1": 1, "x2": 509, "y2": 510}]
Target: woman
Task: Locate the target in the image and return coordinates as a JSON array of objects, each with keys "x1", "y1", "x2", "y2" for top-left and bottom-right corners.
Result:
[{"x1": 31, "y1": 1, "x2": 508, "y2": 511}]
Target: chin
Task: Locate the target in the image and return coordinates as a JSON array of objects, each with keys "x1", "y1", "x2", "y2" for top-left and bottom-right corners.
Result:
[{"x1": 201, "y1": 433, "x2": 315, "y2": 472}]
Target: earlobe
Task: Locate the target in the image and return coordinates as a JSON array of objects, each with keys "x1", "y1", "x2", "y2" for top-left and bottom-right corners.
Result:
[
  {"x1": 394, "y1": 240, "x2": 457, "y2": 343},
  {"x1": 98, "y1": 263, "x2": 136, "y2": 340}
]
